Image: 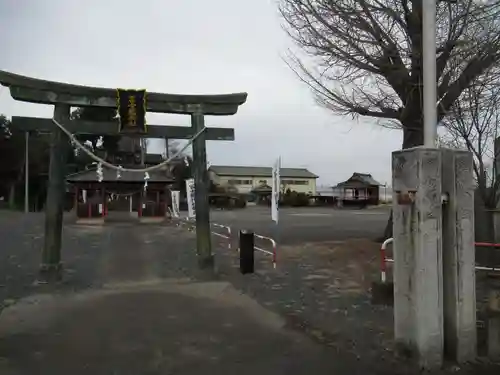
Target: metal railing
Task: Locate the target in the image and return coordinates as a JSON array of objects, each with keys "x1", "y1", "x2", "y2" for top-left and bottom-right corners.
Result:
[
  {"x1": 379, "y1": 238, "x2": 500, "y2": 282},
  {"x1": 166, "y1": 207, "x2": 277, "y2": 267},
  {"x1": 253, "y1": 233, "x2": 277, "y2": 268},
  {"x1": 380, "y1": 237, "x2": 393, "y2": 283},
  {"x1": 474, "y1": 242, "x2": 500, "y2": 272},
  {"x1": 211, "y1": 223, "x2": 232, "y2": 250}
]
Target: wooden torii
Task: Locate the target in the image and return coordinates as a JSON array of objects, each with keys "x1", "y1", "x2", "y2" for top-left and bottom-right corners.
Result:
[{"x1": 0, "y1": 70, "x2": 247, "y2": 282}]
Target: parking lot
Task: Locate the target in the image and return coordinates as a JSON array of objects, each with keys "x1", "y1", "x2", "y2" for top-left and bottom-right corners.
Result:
[{"x1": 209, "y1": 205, "x2": 391, "y2": 245}]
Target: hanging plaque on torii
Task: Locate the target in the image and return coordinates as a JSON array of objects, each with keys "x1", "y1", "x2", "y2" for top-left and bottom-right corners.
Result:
[{"x1": 117, "y1": 89, "x2": 147, "y2": 134}]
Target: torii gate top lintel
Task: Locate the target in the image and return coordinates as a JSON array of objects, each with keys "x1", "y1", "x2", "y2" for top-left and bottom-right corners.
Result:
[{"x1": 0, "y1": 70, "x2": 248, "y2": 116}]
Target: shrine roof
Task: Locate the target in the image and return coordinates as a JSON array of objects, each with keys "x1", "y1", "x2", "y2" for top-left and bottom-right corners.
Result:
[{"x1": 334, "y1": 173, "x2": 382, "y2": 188}]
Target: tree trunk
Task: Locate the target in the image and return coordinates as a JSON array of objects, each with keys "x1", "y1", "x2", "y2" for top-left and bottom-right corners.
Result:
[
  {"x1": 401, "y1": 126, "x2": 424, "y2": 149},
  {"x1": 474, "y1": 189, "x2": 494, "y2": 242},
  {"x1": 8, "y1": 183, "x2": 15, "y2": 209},
  {"x1": 378, "y1": 125, "x2": 423, "y2": 242}
]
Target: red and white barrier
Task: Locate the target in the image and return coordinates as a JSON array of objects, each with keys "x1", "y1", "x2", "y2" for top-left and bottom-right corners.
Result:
[
  {"x1": 380, "y1": 237, "x2": 394, "y2": 283},
  {"x1": 211, "y1": 223, "x2": 232, "y2": 250},
  {"x1": 379, "y1": 238, "x2": 500, "y2": 282},
  {"x1": 474, "y1": 242, "x2": 500, "y2": 272},
  {"x1": 167, "y1": 209, "x2": 277, "y2": 268},
  {"x1": 253, "y1": 233, "x2": 277, "y2": 269}
]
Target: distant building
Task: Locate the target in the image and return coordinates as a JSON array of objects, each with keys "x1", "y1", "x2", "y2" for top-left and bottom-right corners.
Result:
[
  {"x1": 316, "y1": 185, "x2": 335, "y2": 196},
  {"x1": 208, "y1": 165, "x2": 319, "y2": 195},
  {"x1": 333, "y1": 172, "x2": 382, "y2": 206}
]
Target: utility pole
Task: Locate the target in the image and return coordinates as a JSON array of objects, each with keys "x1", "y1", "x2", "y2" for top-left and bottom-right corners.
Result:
[
  {"x1": 24, "y1": 131, "x2": 29, "y2": 213},
  {"x1": 423, "y1": 0, "x2": 437, "y2": 147}
]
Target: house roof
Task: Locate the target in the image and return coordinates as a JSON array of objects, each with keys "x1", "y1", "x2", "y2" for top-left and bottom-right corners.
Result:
[
  {"x1": 209, "y1": 165, "x2": 318, "y2": 179},
  {"x1": 67, "y1": 167, "x2": 174, "y2": 183},
  {"x1": 335, "y1": 172, "x2": 382, "y2": 188}
]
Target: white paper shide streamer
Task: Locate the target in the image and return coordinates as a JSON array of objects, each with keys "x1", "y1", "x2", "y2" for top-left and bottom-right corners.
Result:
[
  {"x1": 116, "y1": 165, "x2": 123, "y2": 180},
  {"x1": 96, "y1": 162, "x2": 103, "y2": 183}
]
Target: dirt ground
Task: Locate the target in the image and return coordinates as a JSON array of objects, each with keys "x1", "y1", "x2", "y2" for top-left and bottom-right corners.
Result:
[
  {"x1": 0, "y1": 211, "x2": 499, "y2": 374},
  {"x1": 216, "y1": 233, "x2": 500, "y2": 373}
]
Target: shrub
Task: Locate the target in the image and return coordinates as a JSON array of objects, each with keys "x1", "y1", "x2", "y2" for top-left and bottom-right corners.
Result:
[
  {"x1": 290, "y1": 192, "x2": 309, "y2": 207},
  {"x1": 281, "y1": 191, "x2": 296, "y2": 206},
  {"x1": 281, "y1": 191, "x2": 309, "y2": 207},
  {"x1": 235, "y1": 196, "x2": 247, "y2": 208}
]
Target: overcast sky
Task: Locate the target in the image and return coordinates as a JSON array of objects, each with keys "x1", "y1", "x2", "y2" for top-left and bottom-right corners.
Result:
[{"x1": 0, "y1": 0, "x2": 401, "y2": 186}]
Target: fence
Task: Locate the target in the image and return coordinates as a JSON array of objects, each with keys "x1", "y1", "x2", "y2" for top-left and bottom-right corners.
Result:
[
  {"x1": 380, "y1": 237, "x2": 393, "y2": 283},
  {"x1": 252, "y1": 233, "x2": 277, "y2": 268},
  {"x1": 474, "y1": 242, "x2": 500, "y2": 272},
  {"x1": 211, "y1": 223, "x2": 232, "y2": 251},
  {"x1": 379, "y1": 238, "x2": 500, "y2": 283},
  {"x1": 166, "y1": 208, "x2": 277, "y2": 267}
]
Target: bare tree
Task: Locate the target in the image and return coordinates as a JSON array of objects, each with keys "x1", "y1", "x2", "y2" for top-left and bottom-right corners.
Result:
[
  {"x1": 441, "y1": 73, "x2": 500, "y2": 207},
  {"x1": 439, "y1": 72, "x2": 500, "y2": 240},
  {"x1": 279, "y1": 0, "x2": 500, "y2": 239},
  {"x1": 279, "y1": 0, "x2": 500, "y2": 147}
]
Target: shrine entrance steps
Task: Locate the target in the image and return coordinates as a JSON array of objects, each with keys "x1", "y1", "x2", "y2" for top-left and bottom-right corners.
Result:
[{"x1": 105, "y1": 211, "x2": 140, "y2": 223}]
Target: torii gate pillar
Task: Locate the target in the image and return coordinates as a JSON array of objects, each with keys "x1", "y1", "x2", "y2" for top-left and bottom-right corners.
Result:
[{"x1": 40, "y1": 104, "x2": 71, "y2": 282}]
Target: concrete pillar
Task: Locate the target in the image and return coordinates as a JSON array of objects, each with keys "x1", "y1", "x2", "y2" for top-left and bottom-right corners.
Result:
[
  {"x1": 392, "y1": 147, "x2": 444, "y2": 369},
  {"x1": 487, "y1": 287, "x2": 500, "y2": 359},
  {"x1": 493, "y1": 137, "x2": 500, "y2": 244},
  {"x1": 392, "y1": 147, "x2": 477, "y2": 367},
  {"x1": 495, "y1": 137, "x2": 500, "y2": 188},
  {"x1": 441, "y1": 149, "x2": 476, "y2": 362}
]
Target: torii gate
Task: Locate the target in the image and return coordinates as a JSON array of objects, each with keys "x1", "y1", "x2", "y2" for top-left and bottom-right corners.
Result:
[{"x1": 0, "y1": 70, "x2": 247, "y2": 282}]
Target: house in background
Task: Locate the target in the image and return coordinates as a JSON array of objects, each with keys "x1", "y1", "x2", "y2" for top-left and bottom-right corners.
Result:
[
  {"x1": 208, "y1": 165, "x2": 319, "y2": 195},
  {"x1": 333, "y1": 172, "x2": 382, "y2": 206}
]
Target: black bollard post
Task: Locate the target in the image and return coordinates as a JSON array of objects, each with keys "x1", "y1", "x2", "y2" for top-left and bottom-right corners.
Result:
[{"x1": 239, "y1": 230, "x2": 254, "y2": 274}]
